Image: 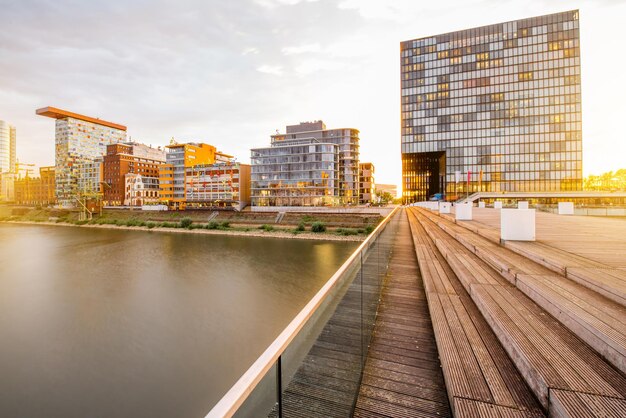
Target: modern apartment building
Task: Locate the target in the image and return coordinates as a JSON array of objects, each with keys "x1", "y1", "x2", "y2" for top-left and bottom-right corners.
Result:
[
  {"x1": 159, "y1": 142, "x2": 232, "y2": 210},
  {"x1": 252, "y1": 121, "x2": 359, "y2": 206},
  {"x1": 14, "y1": 166, "x2": 56, "y2": 206},
  {"x1": 250, "y1": 136, "x2": 339, "y2": 207},
  {"x1": 185, "y1": 162, "x2": 251, "y2": 210},
  {"x1": 102, "y1": 142, "x2": 166, "y2": 206},
  {"x1": 401, "y1": 10, "x2": 582, "y2": 202},
  {"x1": 359, "y1": 162, "x2": 375, "y2": 204},
  {"x1": 36, "y1": 107, "x2": 127, "y2": 206},
  {"x1": 0, "y1": 120, "x2": 16, "y2": 175}
]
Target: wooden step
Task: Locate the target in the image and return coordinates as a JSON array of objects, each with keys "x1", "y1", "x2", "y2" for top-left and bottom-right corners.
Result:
[
  {"x1": 410, "y1": 208, "x2": 626, "y2": 417},
  {"x1": 441, "y1": 209, "x2": 626, "y2": 307},
  {"x1": 407, "y1": 210, "x2": 544, "y2": 417},
  {"x1": 415, "y1": 207, "x2": 626, "y2": 375}
]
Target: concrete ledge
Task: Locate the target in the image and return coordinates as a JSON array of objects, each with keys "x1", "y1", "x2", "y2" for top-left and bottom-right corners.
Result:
[
  {"x1": 558, "y1": 202, "x2": 574, "y2": 215},
  {"x1": 455, "y1": 203, "x2": 473, "y2": 221},
  {"x1": 501, "y1": 209, "x2": 535, "y2": 241},
  {"x1": 439, "y1": 202, "x2": 451, "y2": 214},
  {"x1": 518, "y1": 201, "x2": 529, "y2": 209}
]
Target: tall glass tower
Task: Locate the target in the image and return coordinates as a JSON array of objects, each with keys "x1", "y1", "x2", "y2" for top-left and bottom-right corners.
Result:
[{"x1": 401, "y1": 10, "x2": 582, "y2": 202}]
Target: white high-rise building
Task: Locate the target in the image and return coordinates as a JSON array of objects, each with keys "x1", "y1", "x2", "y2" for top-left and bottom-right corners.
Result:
[{"x1": 0, "y1": 120, "x2": 16, "y2": 174}]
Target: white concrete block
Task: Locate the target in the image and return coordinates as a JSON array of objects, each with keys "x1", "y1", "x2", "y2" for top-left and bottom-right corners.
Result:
[
  {"x1": 518, "y1": 201, "x2": 529, "y2": 209},
  {"x1": 494, "y1": 201, "x2": 503, "y2": 209},
  {"x1": 455, "y1": 203, "x2": 473, "y2": 221},
  {"x1": 501, "y1": 209, "x2": 535, "y2": 241},
  {"x1": 428, "y1": 201, "x2": 439, "y2": 211},
  {"x1": 439, "y1": 202, "x2": 451, "y2": 214},
  {"x1": 558, "y1": 202, "x2": 574, "y2": 215},
  {"x1": 478, "y1": 201, "x2": 486, "y2": 208}
]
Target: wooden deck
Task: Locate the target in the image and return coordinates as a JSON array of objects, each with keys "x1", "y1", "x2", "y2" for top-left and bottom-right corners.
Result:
[
  {"x1": 411, "y1": 207, "x2": 626, "y2": 416},
  {"x1": 354, "y1": 209, "x2": 451, "y2": 418},
  {"x1": 407, "y1": 209, "x2": 544, "y2": 417},
  {"x1": 445, "y1": 208, "x2": 626, "y2": 306}
]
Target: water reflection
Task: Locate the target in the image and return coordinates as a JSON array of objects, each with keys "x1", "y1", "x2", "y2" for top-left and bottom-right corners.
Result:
[{"x1": 0, "y1": 225, "x2": 357, "y2": 418}]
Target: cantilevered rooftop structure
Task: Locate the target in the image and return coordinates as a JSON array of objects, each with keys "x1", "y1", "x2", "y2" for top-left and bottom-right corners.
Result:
[{"x1": 37, "y1": 106, "x2": 127, "y2": 206}]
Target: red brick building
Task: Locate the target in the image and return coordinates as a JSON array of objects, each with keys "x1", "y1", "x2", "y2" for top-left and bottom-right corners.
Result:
[{"x1": 102, "y1": 142, "x2": 165, "y2": 206}]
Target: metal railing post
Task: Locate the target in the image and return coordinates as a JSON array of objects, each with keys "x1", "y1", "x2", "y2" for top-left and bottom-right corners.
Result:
[{"x1": 276, "y1": 356, "x2": 282, "y2": 418}]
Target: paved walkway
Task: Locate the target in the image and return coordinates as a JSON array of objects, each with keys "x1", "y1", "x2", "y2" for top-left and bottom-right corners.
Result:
[{"x1": 354, "y1": 209, "x2": 451, "y2": 418}]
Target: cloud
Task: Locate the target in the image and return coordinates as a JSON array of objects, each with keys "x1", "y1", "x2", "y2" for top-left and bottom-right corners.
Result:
[
  {"x1": 282, "y1": 43, "x2": 322, "y2": 55},
  {"x1": 242, "y1": 47, "x2": 260, "y2": 55},
  {"x1": 256, "y1": 65, "x2": 284, "y2": 75},
  {"x1": 0, "y1": 0, "x2": 625, "y2": 185}
]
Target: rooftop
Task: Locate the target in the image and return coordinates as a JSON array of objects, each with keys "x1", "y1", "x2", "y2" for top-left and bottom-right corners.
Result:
[{"x1": 36, "y1": 106, "x2": 127, "y2": 131}]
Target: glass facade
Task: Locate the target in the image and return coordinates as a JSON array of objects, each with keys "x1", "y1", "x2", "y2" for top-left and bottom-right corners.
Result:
[
  {"x1": 0, "y1": 120, "x2": 16, "y2": 175},
  {"x1": 251, "y1": 137, "x2": 339, "y2": 206},
  {"x1": 54, "y1": 117, "x2": 126, "y2": 206},
  {"x1": 262, "y1": 121, "x2": 361, "y2": 205},
  {"x1": 185, "y1": 162, "x2": 251, "y2": 210},
  {"x1": 401, "y1": 10, "x2": 582, "y2": 202}
]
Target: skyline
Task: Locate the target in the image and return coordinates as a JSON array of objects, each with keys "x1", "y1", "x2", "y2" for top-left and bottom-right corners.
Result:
[{"x1": 1, "y1": 0, "x2": 625, "y2": 189}]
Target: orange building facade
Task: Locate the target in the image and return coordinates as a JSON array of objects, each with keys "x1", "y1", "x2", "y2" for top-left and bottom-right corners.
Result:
[{"x1": 159, "y1": 142, "x2": 233, "y2": 210}]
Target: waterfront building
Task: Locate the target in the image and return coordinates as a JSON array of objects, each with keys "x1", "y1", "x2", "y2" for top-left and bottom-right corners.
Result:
[
  {"x1": 0, "y1": 173, "x2": 16, "y2": 202},
  {"x1": 102, "y1": 142, "x2": 166, "y2": 206},
  {"x1": 185, "y1": 162, "x2": 251, "y2": 210},
  {"x1": 250, "y1": 136, "x2": 339, "y2": 207},
  {"x1": 159, "y1": 142, "x2": 232, "y2": 210},
  {"x1": 36, "y1": 107, "x2": 127, "y2": 207},
  {"x1": 401, "y1": 10, "x2": 582, "y2": 202},
  {"x1": 0, "y1": 120, "x2": 16, "y2": 175},
  {"x1": 251, "y1": 121, "x2": 359, "y2": 206},
  {"x1": 359, "y1": 162, "x2": 375, "y2": 204},
  {"x1": 14, "y1": 167, "x2": 56, "y2": 206},
  {"x1": 123, "y1": 173, "x2": 160, "y2": 206}
]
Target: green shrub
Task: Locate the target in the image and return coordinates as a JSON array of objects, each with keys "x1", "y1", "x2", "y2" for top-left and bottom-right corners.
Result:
[
  {"x1": 125, "y1": 219, "x2": 142, "y2": 227},
  {"x1": 296, "y1": 221, "x2": 305, "y2": 232},
  {"x1": 311, "y1": 222, "x2": 326, "y2": 233},
  {"x1": 206, "y1": 221, "x2": 219, "y2": 230},
  {"x1": 336, "y1": 228, "x2": 357, "y2": 236},
  {"x1": 146, "y1": 222, "x2": 156, "y2": 229},
  {"x1": 365, "y1": 225, "x2": 375, "y2": 234},
  {"x1": 161, "y1": 222, "x2": 177, "y2": 228},
  {"x1": 180, "y1": 217, "x2": 193, "y2": 228},
  {"x1": 259, "y1": 224, "x2": 274, "y2": 232},
  {"x1": 75, "y1": 220, "x2": 88, "y2": 226},
  {"x1": 220, "y1": 221, "x2": 230, "y2": 228}
]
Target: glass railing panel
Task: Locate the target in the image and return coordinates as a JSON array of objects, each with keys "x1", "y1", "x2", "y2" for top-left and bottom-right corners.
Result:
[{"x1": 205, "y1": 207, "x2": 399, "y2": 418}]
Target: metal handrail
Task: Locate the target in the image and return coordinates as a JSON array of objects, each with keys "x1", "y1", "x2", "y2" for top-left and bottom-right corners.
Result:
[{"x1": 205, "y1": 206, "x2": 400, "y2": 418}]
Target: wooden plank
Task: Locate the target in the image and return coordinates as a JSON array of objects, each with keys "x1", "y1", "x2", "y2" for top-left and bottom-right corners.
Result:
[{"x1": 354, "y1": 209, "x2": 451, "y2": 417}]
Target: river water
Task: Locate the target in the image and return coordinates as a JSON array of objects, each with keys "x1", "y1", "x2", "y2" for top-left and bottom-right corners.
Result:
[{"x1": 0, "y1": 224, "x2": 357, "y2": 418}]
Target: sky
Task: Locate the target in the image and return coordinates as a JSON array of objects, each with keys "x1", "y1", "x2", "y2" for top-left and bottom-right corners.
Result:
[{"x1": 1, "y1": 0, "x2": 625, "y2": 190}]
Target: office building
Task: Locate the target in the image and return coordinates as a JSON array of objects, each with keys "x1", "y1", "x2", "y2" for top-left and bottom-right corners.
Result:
[
  {"x1": 185, "y1": 162, "x2": 251, "y2": 210},
  {"x1": 159, "y1": 142, "x2": 232, "y2": 210},
  {"x1": 36, "y1": 107, "x2": 127, "y2": 206},
  {"x1": 401, "y1": 10, "x2": 582, "y2": 202},
  {"x1": 359, "y1": 162, "x2": 375, "y2": 204},
  {"x1": 251, "y1": 136, "x2": 339, "y2": 207},
  {"x1": 102, "y1": 142, "x2": 166, "y2": 206},
  {"x1": 251, "y1": 121, "x2": 359, "y2": 206},
  {"x1": 0, "y1": 120, "x2": 16, "y2": 175}
]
